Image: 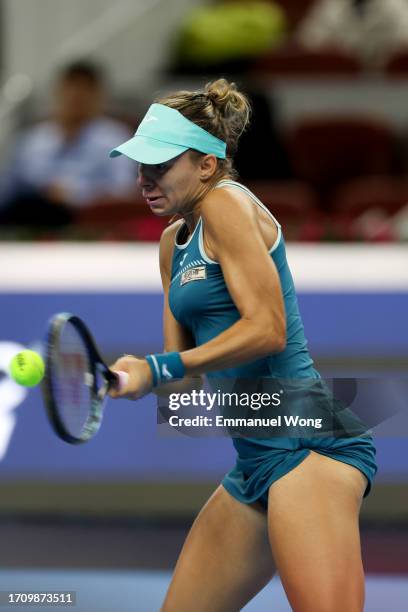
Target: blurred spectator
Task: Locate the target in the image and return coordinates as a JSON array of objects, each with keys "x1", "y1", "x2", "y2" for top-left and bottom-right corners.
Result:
[
  {"x1": 0, "y1": 61, "x2": 136, "y2": 228},
  {"x1": 297, "y1": 0, "x2": 408, "y2": 68}
]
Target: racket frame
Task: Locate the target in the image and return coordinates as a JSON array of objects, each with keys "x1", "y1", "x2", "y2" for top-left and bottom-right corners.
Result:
[{"x1": 42, "y1": 312, "x2": 118, "y2": 444}]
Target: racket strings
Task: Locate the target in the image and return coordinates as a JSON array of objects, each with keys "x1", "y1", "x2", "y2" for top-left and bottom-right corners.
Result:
[{"x1": 53, "y1": 322, "x2": 93, "y2": 438}]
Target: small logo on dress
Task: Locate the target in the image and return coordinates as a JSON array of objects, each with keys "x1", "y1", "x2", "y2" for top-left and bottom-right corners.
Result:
[
  {"x1": 179, "y1": 253, "x2": 188, "y2": 267},
  {"x1": 144, "y1": 116, "x2": 158, "y2": 123},
  {"x1": 161, "y1": 364, "x2": 173, "y2": 380},
  {"x1": 180, "y1": 266, "x2": 207, "y2": 286}
]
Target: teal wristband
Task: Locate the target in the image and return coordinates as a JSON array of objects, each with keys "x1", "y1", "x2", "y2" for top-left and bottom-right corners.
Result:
[{"x1": 145, "y1": 352, "x2": 185, "y2": 387}]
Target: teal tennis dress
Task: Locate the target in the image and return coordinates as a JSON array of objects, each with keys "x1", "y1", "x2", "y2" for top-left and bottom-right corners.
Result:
[{"x1": 168, "y1": 179, "x2": 377, "y2": 509}]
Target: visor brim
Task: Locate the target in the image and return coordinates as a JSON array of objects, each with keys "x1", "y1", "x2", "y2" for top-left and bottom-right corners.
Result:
[{"x1": 109, "y1": 135, "x2": 189, "y2": 164}]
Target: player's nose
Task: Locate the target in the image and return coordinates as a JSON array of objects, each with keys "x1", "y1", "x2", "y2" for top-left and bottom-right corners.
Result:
[{"x1": 138, "y1": 165, "x2": 155, "y2": 189}]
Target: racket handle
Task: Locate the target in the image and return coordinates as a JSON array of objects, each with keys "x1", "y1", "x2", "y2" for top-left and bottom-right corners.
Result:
[{"x1": 113, "y1": 370, "x2": 129, "y2": 393}]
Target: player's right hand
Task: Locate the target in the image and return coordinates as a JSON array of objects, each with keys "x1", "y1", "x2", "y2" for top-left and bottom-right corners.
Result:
[{"x1": 109, "y1": 355, "x2": 153, "y2": 400}]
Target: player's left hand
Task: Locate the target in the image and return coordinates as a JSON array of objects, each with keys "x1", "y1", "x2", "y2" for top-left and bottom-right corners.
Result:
[{"x1": 109, "y1": 355, "x2": 153, "y2": 400}]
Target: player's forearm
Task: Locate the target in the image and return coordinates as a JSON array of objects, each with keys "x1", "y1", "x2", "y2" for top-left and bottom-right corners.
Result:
[{"x1": 180, "y1": 316, "x2": 286, "y2": 376}]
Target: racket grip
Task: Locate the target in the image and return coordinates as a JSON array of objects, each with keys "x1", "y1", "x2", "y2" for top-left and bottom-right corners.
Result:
[{"x1": 113, "y1": 370, "x2": 129, "y2": 393}]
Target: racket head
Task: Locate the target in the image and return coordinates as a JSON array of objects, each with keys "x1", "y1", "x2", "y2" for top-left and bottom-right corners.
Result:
[{"x1": 41, "y1": 312, "x2": 116, "y2": 444}]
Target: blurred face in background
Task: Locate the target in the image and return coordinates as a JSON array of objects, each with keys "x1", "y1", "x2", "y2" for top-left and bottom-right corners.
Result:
[
  {"x1": 54, "y1": 74, "x2": 103, "y2": 128},
  {"x1": 138, "y1": 150, "x2": 219, "y2": 218}
]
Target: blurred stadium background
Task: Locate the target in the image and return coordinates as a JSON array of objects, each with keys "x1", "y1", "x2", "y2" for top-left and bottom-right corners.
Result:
[{"x1": 0, "y1": 1, "x2": 407, "y2": 610}]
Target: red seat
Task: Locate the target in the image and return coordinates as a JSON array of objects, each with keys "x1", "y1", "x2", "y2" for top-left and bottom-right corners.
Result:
[
  {"x1": 74, "y1": 195, "x2": 170, "y2": 241},
  {"x1": 103, "y1": 216, "x2": 168, "y2": 241},
  {"x1": 331, "y1": 176, "x2": 408, "y2": 216},
  {"x1": 246, "y1": 180, "x2": 326, "y2": 240},
  {"x1": 329, "y1": 177, "x2": 408, "y2": 241},
  {"x1": 252, "y1": 44, "x2": 362, "y2": 77},
  {"x1": 73, "y1": 195, "x2": 150, "y2": 238},
  {"x1": 286, "y1": 116, "x2": 396, "y2": 201},
  {"x1": 246, "y1": 180, "x2": 315, "y2": 214}
]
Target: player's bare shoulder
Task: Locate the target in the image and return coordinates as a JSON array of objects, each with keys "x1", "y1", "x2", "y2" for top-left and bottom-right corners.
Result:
[
  {"x1": 201, "y1": 183, "x2": 277, "y2": 252},
  {"x1": 198, "y1": 185, "x2": 258, "y2": 262},
  {"x1": 201, "y1": 183, "x2": 257, "y2": 232}
]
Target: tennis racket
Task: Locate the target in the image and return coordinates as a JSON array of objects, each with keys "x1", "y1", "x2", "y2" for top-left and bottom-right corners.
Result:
[{"x1": 41, "y1": 312, "x2": 129, "y2": 444}]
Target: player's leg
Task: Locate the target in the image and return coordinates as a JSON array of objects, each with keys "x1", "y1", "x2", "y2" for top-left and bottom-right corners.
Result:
[
  {"x1": 161, "y1": 485, "x2": 276, "y2": 612},
  {"x1": 267, "y1": 450, "x2": 367, "y2": 612}
]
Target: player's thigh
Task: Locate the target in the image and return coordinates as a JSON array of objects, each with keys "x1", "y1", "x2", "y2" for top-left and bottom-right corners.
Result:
[
  {"x1": 161, "y1": 485, "x2": 276, "y2": 612},
  {"x1": 267, "y1": 450, "x2": 367, "y2": 612}
]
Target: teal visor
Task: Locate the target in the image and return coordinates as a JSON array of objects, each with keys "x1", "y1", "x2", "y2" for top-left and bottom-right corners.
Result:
[{"x1": 109, "y1": 103, "x2": 226, "y2": 164}]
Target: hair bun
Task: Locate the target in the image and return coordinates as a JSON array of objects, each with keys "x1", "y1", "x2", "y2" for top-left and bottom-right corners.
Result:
[
  {"x1": 204, "y1": 78, "x2": 251, "y2": 145},
  {"x1": 205, "y1": 79, "x2": 247, "y2": 116}
]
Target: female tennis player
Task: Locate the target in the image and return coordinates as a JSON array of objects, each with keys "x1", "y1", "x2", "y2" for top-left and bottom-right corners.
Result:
[{"x1": 108, "y1": 79, "x2": 377, "y2": 612}]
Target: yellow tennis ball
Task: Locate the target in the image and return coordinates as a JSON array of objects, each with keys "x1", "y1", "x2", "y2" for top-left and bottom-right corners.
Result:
[{"x1": 9, "y1": 350, "x2": 45, "y2": 387}]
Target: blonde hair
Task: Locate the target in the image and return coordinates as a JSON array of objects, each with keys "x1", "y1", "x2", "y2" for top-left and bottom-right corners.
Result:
[{"x1": 156, "y1": 78, "x2": 251, "y2": 179}]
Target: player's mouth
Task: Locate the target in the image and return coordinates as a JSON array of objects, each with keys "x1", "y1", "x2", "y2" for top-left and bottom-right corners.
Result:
[{"x1": 144, "y1": 194, "x2": 164, "y2": 206}]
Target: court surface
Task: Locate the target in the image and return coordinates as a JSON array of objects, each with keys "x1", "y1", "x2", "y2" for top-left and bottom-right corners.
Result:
[{"x1": 0, "y1": 570, "x2": 407, "y2": 611}]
